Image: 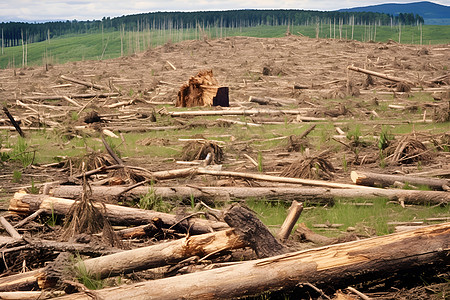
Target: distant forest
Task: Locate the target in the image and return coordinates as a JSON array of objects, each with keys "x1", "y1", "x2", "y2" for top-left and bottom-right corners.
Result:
[{"x1": 0, "y1": 10, "x2": 424, "y2": 47}]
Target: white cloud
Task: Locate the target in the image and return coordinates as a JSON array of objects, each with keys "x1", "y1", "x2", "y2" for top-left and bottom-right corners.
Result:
[{"x1": 0, "y1": 0, "x2": 449, "y2": 22}]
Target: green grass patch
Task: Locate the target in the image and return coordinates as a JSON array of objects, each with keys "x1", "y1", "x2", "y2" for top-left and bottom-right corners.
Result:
[
  {"x1": 73, "y1": 255, "x2": 105, "y2": 290},
  {"x1": 246, "y1": 197, "x2": 449, "y2": 237}
]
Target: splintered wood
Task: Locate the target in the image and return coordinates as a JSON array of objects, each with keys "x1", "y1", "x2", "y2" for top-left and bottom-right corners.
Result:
[{"x1": 177, "y1": 70, "x2": 229, "y2": 107}]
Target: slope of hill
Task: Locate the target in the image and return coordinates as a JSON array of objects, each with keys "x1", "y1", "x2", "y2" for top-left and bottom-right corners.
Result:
[{"x1": 339, "y1": 1, "x2": 450, "y2": 25}]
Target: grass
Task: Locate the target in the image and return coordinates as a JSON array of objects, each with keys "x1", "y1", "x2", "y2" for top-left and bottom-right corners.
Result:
[
  {"x1": 1, "y1": 104, "x2": 448, "y2": 167},
  {"x1": 246, "y1": 197, "x2": 449, "y2": 238},
  {"x1": 73, "y1": 255, "x2": 105, "y2": 290},
  {"x1": 1, "y1": 24, "x2": 449, "y2": 69},
  {"x1": 138, "y1": 185, "x2": 173, "y2": 212}
]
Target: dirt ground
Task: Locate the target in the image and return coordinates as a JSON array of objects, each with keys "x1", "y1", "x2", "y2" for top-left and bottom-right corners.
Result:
[{"x1": 0, "y1": 35, "x2": 449, "y2": 298}]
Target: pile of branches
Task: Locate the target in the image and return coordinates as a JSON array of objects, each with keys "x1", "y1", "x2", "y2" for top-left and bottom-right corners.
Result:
[
  {"x1": 386, "y1": 135, "x2": 432, "y2": 165},
  {"x1": 280, "y1": 150, "x2": 335, "y2": 180}
]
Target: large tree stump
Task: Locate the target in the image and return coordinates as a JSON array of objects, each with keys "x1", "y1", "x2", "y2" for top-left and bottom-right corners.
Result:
[
  {"x1": 224, "y1": 204, "x2": 287, "y2": 258},
  {"x1": 177, "y1": 70, "x2": 229, "y2": 107}
]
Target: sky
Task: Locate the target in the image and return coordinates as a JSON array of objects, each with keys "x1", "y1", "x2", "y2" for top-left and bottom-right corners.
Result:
[{"x1": 0, "y1": 0, "x2": 449, "y2": 23}]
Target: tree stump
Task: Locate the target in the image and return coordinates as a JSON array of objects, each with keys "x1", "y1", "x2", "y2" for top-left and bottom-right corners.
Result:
[
  {"x1": 224, "y1": 204, "x2": 287, "y2": 258},
  {"x1": 177, "y1": 70, "x2": 229, "y2": 107}
]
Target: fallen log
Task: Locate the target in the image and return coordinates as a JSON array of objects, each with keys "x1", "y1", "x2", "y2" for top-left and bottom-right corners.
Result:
[
  {"x1": 114, "y1": 223, "x2": 177, "y2": 239},
  {"x1": 0, "y1": 216, "x2": 22, "y2": 240},
  {"x1": 0, "y1": 269, "x2": 42, "y2": 292},
  {"x1": 249, "y1": 96, "x2": 297, "y2": 107},
  {"x1": 347, "y1": 66, "x2": 415, "y2": 85},
  {"x1": 61, "y1": 96, "x2": 82, "y2": 107},
  {"x1": 298, "y1": 124, "x2": 316, "y2": 139},
  {"x1": 216, "y1": 118, "x2": 262, "y2": 127},
  {"x1": 162, "y1": 108, "x2": 316, "y2": 117},
  {"x1": 8, "y1": 192, "x2": 229, "y2": 234},
  {"x1": 0, "y1": 291, "x2": 64, "y2": 299},
  {"x1": 0, "y1": 229, "x2": 246, "y2": 290},
  {"x1": 295, "y1": 223, "x2": 335, "y2": 245},
  {"x1": 2, "y1": 206, "x2": 282, "y2": 289},
  {"x1": 2, "y1": 106, "x2": 25, "y2": 138},
  {"x1": 77, "y1": 228, "x2": 246, "y2": 279},
  {"x1": 26, "y1": 239, "x2": 121, "y2": 256},
  {"x1": 351, "y1": 170, "x2": 450, "y2": 191},
  {"x1": 0, "y1": 236, "x2": 17, "y2": 246},
  {"x1": 50, "y1": 185, "x2": 450, "y2": 205},
  {"x1": 21, "y1": 93, "x2": 119, "y2": 100},
  {"x1": 54, "y1": 222, "x2": 450, "y2": 300},
  {"x1": 249, "y1": 96, "x2": 282, "y2": 106},
  {"x1": 195, "y1": 168, "x2": 384, "y2": 190},
  {"x1": 60, "y1": 75, "x2": 108, "y2": 91}
]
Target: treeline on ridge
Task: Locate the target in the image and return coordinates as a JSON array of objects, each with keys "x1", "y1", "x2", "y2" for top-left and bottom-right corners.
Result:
[{"x1": 0, "y1": 10, "x2": 424, "y2": 47}]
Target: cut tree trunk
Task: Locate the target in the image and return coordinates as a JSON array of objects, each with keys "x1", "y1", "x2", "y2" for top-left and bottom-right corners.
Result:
[
  {"x1": 351, "y1": 170, "x2": 450, "y2": 191},
  {"x1": 54, "y1": 222, "x2": 450, "y2": 300},
  {"x1": 8, "y1": 192, "x2": 228, "y2": 234},
  {"x1": 0, "y1": 269, "x2": 42, "y2": 292},
  {"x1": 0, "y1": 291, "x2": 64, "y2": 299},
  {"x1": 2, "y1": 106, "x2": 25, "y2": 138},
  {"x1": 176, "y1": 70, "x2": 229, "y2": 107},
  {"x1": 277, "y1": 201, "x2": 303, "y2": 242},
  {"x1": 21, "y1": 93, "x2": 119, "y2": 100},
  {"x1": 50, "y1": 185, "x2": 450, "y2": 206},
  {"x1": 60, "y1": 75, "x2": 108, "y2": 90},
  {"x1": 163, "y1": 109, "x2": 321, "y2": 119},
  {"x1": 77, "y1": 228, "x2": 246, "y2": 279},
  {"x1": 0, "y1": 216, "x2": 22, "y2": 239},
  {"x1": 0, "y1": 229, "x2": 246, "y2": 291},
  {"x1": 26, "y1": 239, "x2": 121, "y2": 256},
  {"x1": 295, "y1": 222, "x2": 336, "y2": 245},
  {"x1": 347, "y1": 66, "x2": 415, "y2": 85}
]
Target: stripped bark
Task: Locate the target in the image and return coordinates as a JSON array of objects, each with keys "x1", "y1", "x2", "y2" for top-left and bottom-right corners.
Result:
[
  {"x1": 21, "y1": 93, "x2": 119, "y2": 100},
  {"x1": 0, "y1": 216, "x2": 22, "y2": 239},
  {"x1": 8, "y1": 192, "x2": 229, "y2": 234},
  {"x1": 347, "y1": 66, "x2": 415, "y2": 85},
  {"x1": 277, "y1": 201, "x2": 303, "y2": 242},
  {"x1": 60, "y1": 75, "x2": 108, "y2": 90},
  {"x1": 162, "y1": 108, "x2": 316, "y2": 117},
  {"x1": 295, "y1": 223, "x2": 335, "y2": 245},
  {"x1": 50, "y1": 185, "x2": 450, "y2": 205},
  {"x1": 0, "y1": 229, "x2": 246, "y2": 290},
  {"x1": 77, "y1": 228, "x2": 245, "y2": 279},
  {"x1": 351, "y1": 170, "x2": 450, "y2": 191},
  {"x1": 54, "y1": 222, "x2": 450, "y2": 300}
]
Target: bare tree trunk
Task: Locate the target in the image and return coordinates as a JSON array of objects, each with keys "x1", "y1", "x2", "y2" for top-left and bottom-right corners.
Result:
[
  {"x1": 347, "y1": 66, "x2": 414, "y2": 85},
  {"x1": 50, "y1": 185, "x2": 450, "y2": 205},
  {"x1": 0, "y1": 229, "x2": 246, "y2": 291},
  {"x1": 351, "y1": 170, "x2": 450, "y2": 191},
  {"x1": 54, "y1": 222, "x2": 450, "y2": 300},
  {"x1": 60, "y1": 75, "x2": 108, "y2": 91},
  {"x1": 9, "y1": 192, "x2": 228, "y2": 234},
  {"x1": 277, "y1": 201, "x2": 303, "y2": 242},
  {"x1": 78, "y1": 228, "x2": 245, "y2": 279}
]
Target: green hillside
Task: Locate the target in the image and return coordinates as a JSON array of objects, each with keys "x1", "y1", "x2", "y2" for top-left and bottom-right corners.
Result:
[{"x1": 1, "y1": 24, "x2": 449, "y2": 69}]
